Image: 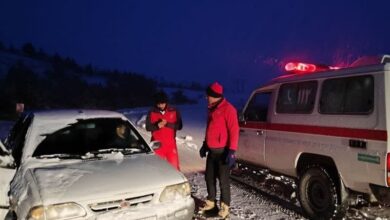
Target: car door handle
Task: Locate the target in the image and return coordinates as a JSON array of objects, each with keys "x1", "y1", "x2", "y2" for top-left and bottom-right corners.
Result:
[
  {"x1": 256, "y1": 130, "x2": 264, "y2": 136},
  {"x1": 349, "y1": 139, "x2": 367, "y2": 148},
  {"x1": 240, "y1": 129, "x2": 245, "y2": 133}
]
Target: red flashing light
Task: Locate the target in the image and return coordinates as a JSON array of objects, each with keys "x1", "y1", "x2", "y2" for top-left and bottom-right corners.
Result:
[
  {"x1": 285, "y1": 62, "x2": 317, "y2": 73},
  {"x1": 285, "y1": 62, "x2": 340, "y2": 74}
]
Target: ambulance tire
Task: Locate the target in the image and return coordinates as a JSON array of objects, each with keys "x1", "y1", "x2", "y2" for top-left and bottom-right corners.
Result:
[{"x1": 298, "y1": 166, "x2": 340, "y2": 219}]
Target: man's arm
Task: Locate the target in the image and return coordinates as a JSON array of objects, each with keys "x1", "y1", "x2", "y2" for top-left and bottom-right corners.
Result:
[
  {"x1": 226, "y1": 106, "x2": 239, "y2": 151},
  {"x1": 145, "y1": 110, "x2": 159, "y2": 131},
  {"x1": 165, "y1": 109, "x2": 183, "y2": 131}
]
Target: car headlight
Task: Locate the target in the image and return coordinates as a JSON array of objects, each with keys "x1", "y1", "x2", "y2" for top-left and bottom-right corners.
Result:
[
  {"x1": 27, "y1": 202, "x2": 86, "y2": 220},
  {"x1": 159, "y1": 182, "x2": 191, "y2": 203}
]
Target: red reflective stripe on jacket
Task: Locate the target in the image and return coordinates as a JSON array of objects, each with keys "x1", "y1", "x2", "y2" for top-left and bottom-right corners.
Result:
[{"x1": 206, "y1": 99, "x2": 239, "y2": 150}]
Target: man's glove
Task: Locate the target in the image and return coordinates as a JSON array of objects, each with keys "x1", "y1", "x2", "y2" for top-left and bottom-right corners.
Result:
[
  {"x1": 199, "y1": 142, "x2": 208, "y2": 158},
  {"x1": 224, "y1": 149, "x2": 236, "y2": 168}
]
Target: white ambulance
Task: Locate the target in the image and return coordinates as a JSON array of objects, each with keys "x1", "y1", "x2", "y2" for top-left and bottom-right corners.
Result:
[{"x1": 236, "y1": 55, "x2": 390, "y2": 219}]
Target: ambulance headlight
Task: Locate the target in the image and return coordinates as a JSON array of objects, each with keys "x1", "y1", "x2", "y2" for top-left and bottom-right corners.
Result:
[
  {"x1": 159, "y1": 182, "x2": 191, "y2": 203},
  {"x1": 27, "y1": 202, "x2": 86, "y2": 220}
]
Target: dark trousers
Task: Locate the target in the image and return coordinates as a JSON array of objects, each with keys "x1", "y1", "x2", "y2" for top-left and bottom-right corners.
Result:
[{"x1": 205, "y1": 148, "x2": 230, "y2": 205}]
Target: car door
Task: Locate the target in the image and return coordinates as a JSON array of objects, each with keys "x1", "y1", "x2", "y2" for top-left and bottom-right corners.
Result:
[
  {"x1": 0, "y1": 114, "x2": 32, "y2": 208},
  {"x1": 0, "y1": 140, "x2": 16, "y2": 208},
  {"x1": 236, "y1": 91, "x2": 271, "y2": 167}
]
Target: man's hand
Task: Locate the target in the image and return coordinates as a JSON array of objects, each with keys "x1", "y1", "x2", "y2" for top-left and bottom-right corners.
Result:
[
  {"x1": 224, "y1": 149, "x2": 236, "y2": 168},
  {"x1": 199, "y1": 142, "x2": 208, "y2": 158},
  {"x1": 158, "y1": 119, "x2": 167, "y2": 128}
]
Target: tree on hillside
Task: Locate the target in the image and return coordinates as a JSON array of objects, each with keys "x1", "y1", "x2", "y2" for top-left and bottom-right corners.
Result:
[
  {"x1": 36, "y1": 48, "x2": 48, "y2": 59},
  {"x1": 189, "y1": 81, "x2": 204, "y2": 91},
  {"x1": 84, "y1": 64, "x2": 94, "y2": 75},
  {"x1": 22, "y1": 42, "x2": 37, "y2": 57},
  {"x1": 3, "y1": 62, "x2": 44, "y2": 110},
  {"x1": 171, "y1": 89, "x2": 196, "y2": 104},
  {"x1": 0, "y1": 42, "x2": 197, "y2": 119}
]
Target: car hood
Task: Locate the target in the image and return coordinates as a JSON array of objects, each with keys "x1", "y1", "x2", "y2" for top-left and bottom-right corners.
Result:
[{"x1": 30, "y1": 153, "x2": 185, "y2": 204}]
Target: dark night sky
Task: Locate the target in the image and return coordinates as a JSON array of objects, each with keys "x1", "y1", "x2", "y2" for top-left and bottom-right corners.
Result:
[{"x1": 1, "y1": 0, "x2": 390, "y2": 91}]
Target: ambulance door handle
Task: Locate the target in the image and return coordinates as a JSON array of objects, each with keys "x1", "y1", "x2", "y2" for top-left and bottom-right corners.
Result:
[
  {"x1": 256, "y1": 130, "x2": 264, "y2": 136},
  {"x1": 349, "y1": 139, "x2": 367, "y2": 149}
]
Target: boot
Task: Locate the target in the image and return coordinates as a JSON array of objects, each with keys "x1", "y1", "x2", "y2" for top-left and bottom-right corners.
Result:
[
  {"x1": 218, "y1": 202, "x2": 229, "y2": 219},
  {"x1": 199, "y1": 199, "x2": 215, "y2": 212}
]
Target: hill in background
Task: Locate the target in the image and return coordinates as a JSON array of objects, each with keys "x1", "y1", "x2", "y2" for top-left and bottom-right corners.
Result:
[{"x1": 0, "y1": 42, "x2": 200, "y2": 119}]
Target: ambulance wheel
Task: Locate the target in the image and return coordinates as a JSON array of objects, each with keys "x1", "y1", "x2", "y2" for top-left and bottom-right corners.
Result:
[{"x1": 298, "y1": 166, "x2": 339, "y2": 219}]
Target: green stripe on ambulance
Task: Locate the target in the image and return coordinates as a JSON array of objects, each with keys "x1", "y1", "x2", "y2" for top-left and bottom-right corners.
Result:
[{"x1": 358, "y1": 153, "x2": 380, "y2": 164}]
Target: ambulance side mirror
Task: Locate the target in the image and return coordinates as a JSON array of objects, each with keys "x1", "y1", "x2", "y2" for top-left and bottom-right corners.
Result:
[{"x1": 238, "y1": 112, "x2": 246, "y2": 123}]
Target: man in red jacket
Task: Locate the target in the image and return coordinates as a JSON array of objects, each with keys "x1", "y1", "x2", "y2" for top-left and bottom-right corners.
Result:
[
  {"x1": 199, "y1": 82, "x2": 239, "y2": 219},
  {"x1": 146, "y1": 91, "x2": 182, "y2": 170}
]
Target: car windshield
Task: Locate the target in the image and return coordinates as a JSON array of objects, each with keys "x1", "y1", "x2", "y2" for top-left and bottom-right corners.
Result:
[{"x1": 33, "y1": 118, "x2": 151, "y2": 158}]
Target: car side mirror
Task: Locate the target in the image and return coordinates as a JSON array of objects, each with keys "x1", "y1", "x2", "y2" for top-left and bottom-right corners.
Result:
[
  {"x1": 238, "y1": 112, "x2": 246, "y2": 123},
  {"x1": 150, "y1": 141, "x2": 161, "y2": 150}
]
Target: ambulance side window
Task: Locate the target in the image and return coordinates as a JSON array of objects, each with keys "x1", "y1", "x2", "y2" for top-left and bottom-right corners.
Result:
[
  {"x1": 276, "y1": 81, "x2": 317, "y2": 114},
  {"x1": 320, "y1": 75, "x2": 374, "y2": 114},
  {"x1": 244, "y1": 92, "x2": 271, "y2": 122}
]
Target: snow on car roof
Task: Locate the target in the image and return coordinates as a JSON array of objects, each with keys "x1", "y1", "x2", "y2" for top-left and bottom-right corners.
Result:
[
  {"x1": 22, "y1": 109, "x2": 129, "y2": 162},
  {"x1": 32, "y1": 109, "x2": 125, "y2": 121}
]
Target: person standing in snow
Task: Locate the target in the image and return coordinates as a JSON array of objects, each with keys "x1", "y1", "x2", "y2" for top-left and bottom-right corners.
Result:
[
  {"x1": 146, "y1": 91, "x2": 183, "y2": 170},
  {"x1": 199, "y1": 82, "x2": 239, "y2": 219}
]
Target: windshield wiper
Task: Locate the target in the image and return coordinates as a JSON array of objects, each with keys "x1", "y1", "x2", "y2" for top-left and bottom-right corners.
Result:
[
  {"x1": 121, "y1": 148, "x2": 143, "y2": 155},
  {"x1": 36, "y1": 153, "x2": 82, "y2": 160},
  {"x1": 121, "y1": 148, "x2": 144, "y2": 155},
  {"x1": 88, "y1": 147, "x2": 143, "y2": 155},
  {"x1": 93, "y1": 148, "x2": 123, "y2": 154}
]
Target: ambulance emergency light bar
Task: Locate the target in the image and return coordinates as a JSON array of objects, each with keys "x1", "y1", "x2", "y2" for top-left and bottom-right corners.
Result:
[{"x1": 285, "y1": 62, "x2": 340, "y2": 74}]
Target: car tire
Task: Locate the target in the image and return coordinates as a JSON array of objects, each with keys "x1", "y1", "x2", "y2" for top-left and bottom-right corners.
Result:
[{"x1": 298, "y1": 165, "x2": 339, "y2": 219}]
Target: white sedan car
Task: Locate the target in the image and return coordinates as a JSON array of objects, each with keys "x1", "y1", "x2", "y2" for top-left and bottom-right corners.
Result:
[{"x1": 0, "y1": 110, "x2": 194, "y2": 220}]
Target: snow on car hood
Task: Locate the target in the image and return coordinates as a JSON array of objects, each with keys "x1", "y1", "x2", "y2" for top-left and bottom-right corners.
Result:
[{"x1": 30, "y1": 153, "x2": 185, "y2": 204}]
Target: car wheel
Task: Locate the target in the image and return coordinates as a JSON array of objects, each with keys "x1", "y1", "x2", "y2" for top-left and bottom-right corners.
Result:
[{"x1": 298, "y1": 166, "x2": 339, "y2": 219}]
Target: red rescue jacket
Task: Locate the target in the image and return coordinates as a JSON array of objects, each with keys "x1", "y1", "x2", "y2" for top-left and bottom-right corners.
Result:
[
  {"x1": 205, "y1": 98, "x2": 239, "y2": 150},
  {"x1": 146, "y1": 105, "x2": 182, "y2": 149}
]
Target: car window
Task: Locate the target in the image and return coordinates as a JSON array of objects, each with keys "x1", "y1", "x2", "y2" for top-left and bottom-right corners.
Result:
[
  {"x1": 276, "y1": 81, "x2": 317, "y2": 114},
  {"x1": 244, "y1": 92, "x2": 271, "y2": 122},
  {"x1": 33, "y1": 118, "x2": 151, "y2": 157},
  {"x1": 320, "y1": 75, "x2": 374, "y2": 114}
]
